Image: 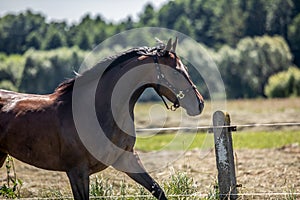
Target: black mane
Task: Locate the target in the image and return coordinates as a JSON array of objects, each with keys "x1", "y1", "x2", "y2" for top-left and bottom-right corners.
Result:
[{"x1": 55, "y1": 46, "x2": 162, "y2": 95}]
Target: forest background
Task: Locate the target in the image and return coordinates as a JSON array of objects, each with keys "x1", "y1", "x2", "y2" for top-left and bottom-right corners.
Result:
[{"x1": 1, "y1": 0, "x2": 300, "y2": 99}]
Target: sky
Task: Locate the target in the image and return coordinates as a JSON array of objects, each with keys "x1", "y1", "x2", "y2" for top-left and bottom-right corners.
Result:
[{"x1": 0, "y1": 0, "x2": 169, "y2": 24}]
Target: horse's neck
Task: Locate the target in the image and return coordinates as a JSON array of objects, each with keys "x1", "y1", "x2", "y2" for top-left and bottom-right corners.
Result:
[{"x1": 95, "y1": 61, "x2": 154, "y2": 133}]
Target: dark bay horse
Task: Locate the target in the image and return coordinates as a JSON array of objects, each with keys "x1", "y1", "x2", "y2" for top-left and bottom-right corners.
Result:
[{"x1": 0, "y1": 39, "x2": 204, "y2": 200}]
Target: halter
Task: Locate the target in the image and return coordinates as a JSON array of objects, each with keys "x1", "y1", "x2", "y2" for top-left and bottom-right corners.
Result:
[{"x1": 153, "y1": 55, "x2": 197, "y2": 111}]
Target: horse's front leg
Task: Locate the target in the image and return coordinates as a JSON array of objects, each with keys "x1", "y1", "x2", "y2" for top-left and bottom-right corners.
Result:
[
  {"x1": 113, "y1": 151, "x2": 167, "y2": 200},
  {"x1": 66, "y1": 166, "x2": 90, "y2": 200}
]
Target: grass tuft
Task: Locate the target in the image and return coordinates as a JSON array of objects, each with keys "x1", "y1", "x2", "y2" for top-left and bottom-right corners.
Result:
[
  {"x1": 0, "y1": 156, "x2": 23, "y2": 199},
  {"x1": 90, "y1": 175, "x2": 113, "y2": 199},
  {"x1": 164, "y1": 170, "x2": 197, "y2": 199},
  {"x1": 204, "y1": 180, "x2": 219, "y2": 200}
]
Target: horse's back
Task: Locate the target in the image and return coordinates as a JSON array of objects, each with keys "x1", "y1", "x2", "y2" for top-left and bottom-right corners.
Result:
[
  {"x1": 0, "y1": 89, "x2": 54, "y2": 129},
  {"x1": 0, "y1": 89, "x2": 26, "y2": 132},
  {"x1": 0, "y1": 89, "x2": 18, "y2": 110},
  {"x1": 0, "y1": 89, "x2": 54, "y2": 112}
]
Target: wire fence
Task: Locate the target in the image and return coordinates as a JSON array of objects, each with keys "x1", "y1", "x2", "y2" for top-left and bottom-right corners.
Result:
[
  {"x1": 136, "y1": 122, "x2": 300, "y2": 133},
  {"x1": 17, "y1": 192, "x2": 300, "y2": 199}
]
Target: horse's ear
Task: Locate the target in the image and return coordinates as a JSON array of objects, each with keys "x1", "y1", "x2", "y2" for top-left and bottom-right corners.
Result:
[
  {"x1": 172, "y1": 37, "x2": 178, "y2": 53},
  {"x1": 164, "y1": 38, "x2": 172, "y2": 52}
]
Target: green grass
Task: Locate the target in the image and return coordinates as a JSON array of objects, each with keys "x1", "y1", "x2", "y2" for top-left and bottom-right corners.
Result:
[
  {"x1": 232, "y1": 130, "x2": 300, "y2": 149},
  {"x1": 89, "y1": 172, "x2": 199, "y2": 200},
  {"x1": 136, "y1": 133, "x2": 209, "y2": 151},
  {"x1": 0, "y1": 156, "x2": 23, "y2": 199},
  {"x1": 135, "y1": 130, "x2": 300, "y2": 151}
]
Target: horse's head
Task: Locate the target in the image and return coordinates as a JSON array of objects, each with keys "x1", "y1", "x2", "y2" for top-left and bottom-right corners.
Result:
[{"x1": 146, "y1": 38, "x2": 204, "y2": 116}]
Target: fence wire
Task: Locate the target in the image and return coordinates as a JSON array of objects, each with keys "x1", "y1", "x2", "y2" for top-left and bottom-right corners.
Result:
[
  {"x1": 17, "y1": 192, "x2": 300, "y2": 199},
  {"x1": 136, "y1": 122, "x2": 300, "y2": 133}
]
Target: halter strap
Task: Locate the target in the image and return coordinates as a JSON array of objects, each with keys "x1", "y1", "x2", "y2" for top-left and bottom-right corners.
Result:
[
  {"x1": 153, "y1": 55, "x2": 196, "y2": 111},
  {"x1": 153, "y1": 56, "x2": 179, "y2": 110}
]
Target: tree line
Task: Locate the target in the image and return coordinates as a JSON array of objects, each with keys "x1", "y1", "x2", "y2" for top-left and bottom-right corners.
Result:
[{"x1": 0, "y1": 0, "x2": 300, "y2": 99}]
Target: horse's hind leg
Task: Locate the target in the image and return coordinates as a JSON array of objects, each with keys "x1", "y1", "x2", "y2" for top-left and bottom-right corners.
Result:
[
  {"x1": 113, "y1": 151, "x2": 167, "y2": 200},
  {"x1": 0, "y1": 152, "x2": 7, "y2": 168},
  {"x1": 66, "y1": 167, "x2": 89, "y2": 200}
]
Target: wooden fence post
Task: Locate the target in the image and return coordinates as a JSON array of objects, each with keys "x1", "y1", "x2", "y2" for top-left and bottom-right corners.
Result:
[{"x1": 213, "y1": 111, "x2": 238, "y2": 200}]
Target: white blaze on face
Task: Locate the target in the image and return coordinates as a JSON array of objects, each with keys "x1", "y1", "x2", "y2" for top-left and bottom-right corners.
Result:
[{"x1": 177, "y1": 58, "x2": 190, "y2": 78}]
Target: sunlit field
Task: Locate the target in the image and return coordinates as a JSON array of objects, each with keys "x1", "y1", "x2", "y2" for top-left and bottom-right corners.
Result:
[{"x1": 136, "y1": 130, "x2": 300, "y2": 151}]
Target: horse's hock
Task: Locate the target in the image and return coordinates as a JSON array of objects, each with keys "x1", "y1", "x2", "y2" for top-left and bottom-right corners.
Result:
[{"x1": 213, "y1": 111, "x2": 238, "y2": 200}]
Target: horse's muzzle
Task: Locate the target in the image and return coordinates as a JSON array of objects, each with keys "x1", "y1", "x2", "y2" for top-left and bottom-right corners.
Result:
[
  {"x1": 195, "y1": 88, "x2": 204, "y2": 114},
  {"x1": 199, "y1": 101, "x2": 204, "y2": 114}
]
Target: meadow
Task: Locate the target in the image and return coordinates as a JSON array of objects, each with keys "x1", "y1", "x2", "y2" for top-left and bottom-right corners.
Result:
[
  {"x1": 0, "y1": 98, "x2": 299, "y2": 199},
  {"x1": 134, "y1": 97, "x2": 300, "y2": 151},
  {"x1": 136, "y1": 130, "x2": 300, "y2": 151}
]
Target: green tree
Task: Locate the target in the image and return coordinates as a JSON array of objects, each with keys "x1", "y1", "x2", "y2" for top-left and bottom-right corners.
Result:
[
  {"x1": 216, "y1": 45, "x2": 244, "y2": 98},
  {"x1": 78, "y1": 31, "x2": 91, "y2": 50},
  {"x1": 218, "y1": 0, "x2": 245, "y2": 46},
  {"x1": 0, "y1": 10, "x2": 46, "y2": 54},
  {"x1": 185, "y1": 0, "x2": 224, "y2": 47},
  {"x1": 20, "y1": 47, "x2": 86, "y2": 94},
  {"x1": 139, "y1": 3, "x2": 157, "y2": 26},
  {"x1": 288, "y1": 14, "x2": 300, "y2": 66},
  {"x1": 0, "y1": 54, "x2": 25, "y2": 91},
  {"x1": 244, "y1": 0, "x2": 267, "y2": 36},
  {"x1": 43, "y1": 22, "x2": 67, "y2": 50},
  {"x1": 0, "y1": 80, "x2": 18, "y2": 91},
  {"x1": 174, "y1": 15, "x2": 194, "y2": 37},
  {"x1": 215, "y1": 35, "x2": 293, "y2": 98},
  {"x1": 265, "y1": 67, "x2": 300, "y2": 98},
  {"x1": 266, "y1": 0, "x2": 294, "y2": 39},
  {"x1": 26, "y1": 33, "x2": 41, "y2": 49},
  {"x1": 44, "y1": 32, "x2": 65, "y2": 50},
  {"x1": 93, "y1": 28, "x2": 106, "y2": 46},
  {"x1": 124, "y1": 16, "x2": 134, "y2": 29},
  {"x1": 237, "y1": 36, "x2": 292, "y2": 97},
  {"x1": 68, "y1": 14, "x2": 111, "y2": 49},
  {"x1": 157, "y1": 1, "x2": 185, "y2": 29}
]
